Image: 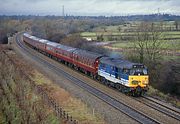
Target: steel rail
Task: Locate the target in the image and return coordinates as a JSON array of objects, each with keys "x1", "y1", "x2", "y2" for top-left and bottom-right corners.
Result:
[{"x1": 139, "y1": 96, "x2": 180, "y2": 121}]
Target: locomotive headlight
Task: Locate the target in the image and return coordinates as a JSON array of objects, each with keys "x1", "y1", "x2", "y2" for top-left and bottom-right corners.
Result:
[{"x1": 143, "y1": 81, "x2": 148, "y2": 85}]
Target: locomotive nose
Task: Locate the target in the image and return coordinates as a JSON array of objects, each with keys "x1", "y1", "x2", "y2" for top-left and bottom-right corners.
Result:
[{"x1": 129, "y1": 75, "x2": 149, "y2": 87}]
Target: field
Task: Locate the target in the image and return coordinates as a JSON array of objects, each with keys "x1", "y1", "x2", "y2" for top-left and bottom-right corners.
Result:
[
  {"x1": 111, "y1": 40, "x2": 180, "y2": 50},
  {"x1": 81, "y1": 21, "x2": 180, "y2": 53}
]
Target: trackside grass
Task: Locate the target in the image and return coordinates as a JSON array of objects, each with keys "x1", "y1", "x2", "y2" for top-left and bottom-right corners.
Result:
[
  {"x1": 32, "y1": 70, "x2": 106, "y2": 124},
  {"x1": 147, "y1": 86, "x2": 180, "y2": 108}
]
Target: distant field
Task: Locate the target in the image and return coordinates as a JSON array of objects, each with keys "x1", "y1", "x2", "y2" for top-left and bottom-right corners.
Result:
[
  {"x1": 164, "y1": 31, "x2": 180, "y2": 35},
  {"x1": 111, "y1": 40, "x2": 180, "y2": 50},
  {"x1": 111, "y1": 42, "x2": 133, "y2": 48},
  {"x1": 81, "y1": 31, "x2": 180, "y2": 47},
  {"x1": 81, "y1": 21, "x2": 180, "y2": 51},
  {"x1": 81, "y1": 32, "x2": 97, "y2": 36},
  {"x1": 81, "y1": 32, "x2": 136, "y2": 36},
  {"x1": 81, "y1": 31, "x2": 180, "y2": 37}
]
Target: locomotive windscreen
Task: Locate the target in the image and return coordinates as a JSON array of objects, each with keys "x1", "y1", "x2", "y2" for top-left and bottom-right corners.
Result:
[{"x1": 131, "y1": 65, "x2": 147, "y2": 75}]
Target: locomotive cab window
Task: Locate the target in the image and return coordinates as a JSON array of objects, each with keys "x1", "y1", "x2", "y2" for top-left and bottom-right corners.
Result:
[{"x1": 130, "y1": 66, "x2": 148, "y2": 75}]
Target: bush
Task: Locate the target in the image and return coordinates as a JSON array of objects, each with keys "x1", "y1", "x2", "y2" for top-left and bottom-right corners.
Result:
[{"x1": 160, "y1": 60, "x2": 180, "y2": 96}]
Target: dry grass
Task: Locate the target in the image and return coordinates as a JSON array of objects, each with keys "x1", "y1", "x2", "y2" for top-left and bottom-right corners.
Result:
[
  {"x1": 32, "y1": 70, "x2": 106, "y2": 124},
  {"x1": 0, "y1": 46, "x2": 60, "y2": 124},
  {"x1": 147, "y1": 86, "x2": 180, "y2": 108}
]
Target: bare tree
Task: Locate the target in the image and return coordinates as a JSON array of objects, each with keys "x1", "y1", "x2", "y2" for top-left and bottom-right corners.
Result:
[
  {"x1": 44, "y1": 20, "x2": 53, "y2": 39},
  {"x1": 145, "y1": 23, "x2": 163, "y2": 63},
  {"x1": 134, "y1": 22, "x2": 163, "y2": 64},
  {"x1": 174, "y1": 21, "x2": 179, "y2": 31},
  {"x1": 134, "y1": 22, "x2": 148, "y2": 63},
  {"x1": 133, "y1": 22, "x2": 166, "y2": 85},
  {"x1": 117, "y1": 26, "x2": 121, "y2": 32},
  {"x1": 101, "y1": 26, "x2": 107, "y2": 32}
]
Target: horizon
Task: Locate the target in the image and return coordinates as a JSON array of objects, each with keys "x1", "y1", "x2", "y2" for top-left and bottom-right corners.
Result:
[
  {"x1": 1, "y1": 0, "x2": 180, "y2": 16},
  {"x1": 0, "y1": 13, "x2": 180, "y2": 17}
]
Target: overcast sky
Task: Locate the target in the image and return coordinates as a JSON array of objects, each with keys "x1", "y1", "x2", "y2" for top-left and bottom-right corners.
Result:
[{"x1": 1, "y1": 0, "x2": 180, "y2": 16}]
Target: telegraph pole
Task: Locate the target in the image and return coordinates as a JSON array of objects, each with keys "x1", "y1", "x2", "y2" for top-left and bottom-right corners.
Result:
[
  {"x1": 62, "y1": 5, "x2": 65, "y2": 17},
  {"x1": 158, "y1": 8, "x2": 160, "y2": 15}
]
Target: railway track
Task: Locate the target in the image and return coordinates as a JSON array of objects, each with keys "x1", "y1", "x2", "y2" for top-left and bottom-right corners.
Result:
[
  {"x1": 15, "y1": 33, "x2": 161, "y2": 124},
  {"x1": 135, "y1": 96, "x2": 180, "y2": 121}
]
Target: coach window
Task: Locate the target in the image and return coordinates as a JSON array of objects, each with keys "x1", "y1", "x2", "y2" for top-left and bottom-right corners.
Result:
[
  {"x1": 82, "y1": 57, "x2": 84, "y2": 63},
  {"x1": 79, "y1": 57, "x2": 81, "y2": 62},
  {"x1": 77, "y1": 56, "x2": 79, "y2": 61},
  {"x1": 90, "y1": 61, "x2": 92, "y2": 66},
  {"x1": 88, "y1": 59, "x2": 90, "y2": 65},
  {"x1": 86, "y1": 59, "x2": 88, "y2": 65},
  {"x1": 47, "y1": 46, "x2": 51, "y2": 50},
  {"x1": 85, "y1": 58, "x2": 87, "y2": 64}
]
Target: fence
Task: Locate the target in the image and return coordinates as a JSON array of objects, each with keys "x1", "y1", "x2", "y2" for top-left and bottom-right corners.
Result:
[
  {"x1": 3, "y1": 50, "x2": 78, "y2": 124},
  {"x1": 34, "y1": 84, "x2": 78, "y2": 124}
]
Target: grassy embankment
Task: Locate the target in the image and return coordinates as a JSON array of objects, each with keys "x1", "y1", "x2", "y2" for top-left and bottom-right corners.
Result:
[
  {"x1": 0, "y1": 45, "x2": 106, "y2": 124},
  {"x1": 0, "y1": 46, "x2": 60, "y2": 124},
  {"x1": 147, "y1": 86, "x2": 180, "y2": 108},
  {"x1": 32, "y1": 71, "x2": 105, "y2": 123}
]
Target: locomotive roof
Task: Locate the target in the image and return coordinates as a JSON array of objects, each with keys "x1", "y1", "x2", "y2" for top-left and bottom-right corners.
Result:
[
  {"x1": 100, "y1": 57, "x2": 143, "y2": 69},
  {"x1": 73, "y1": 49, "x2": 103, "y2": 60}
]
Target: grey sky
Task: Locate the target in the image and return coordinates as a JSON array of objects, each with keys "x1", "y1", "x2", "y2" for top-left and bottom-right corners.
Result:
[{"x1": 0, "y1": 0, "x2": 180, "y2": 16}]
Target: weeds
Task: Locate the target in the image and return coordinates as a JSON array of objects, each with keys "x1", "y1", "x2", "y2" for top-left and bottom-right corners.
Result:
[{"x1": 0, "y1": 46, "x2": 60, "y2": 123}]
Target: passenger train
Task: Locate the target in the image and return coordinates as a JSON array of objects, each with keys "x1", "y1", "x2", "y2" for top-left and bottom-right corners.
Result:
[{"x1": 23, "y1": 33, "x2": 149, "y2": 96}]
